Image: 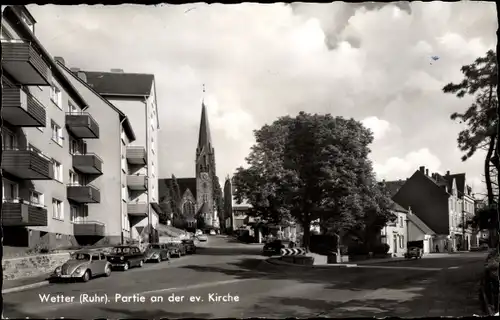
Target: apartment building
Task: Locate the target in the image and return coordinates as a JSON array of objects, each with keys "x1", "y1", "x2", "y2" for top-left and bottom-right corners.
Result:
[
  {"x1": 56, "y1": 59, "x2": 137, "y2": 245},
  {"x1": 67, "y1": 69, "x2": 162, "y2": 243},
  {"x1": 391, "y1": 166, "x2": 476, "y2": 252},
  {"x1": 1, "y1": 6, "x2": 104, "y2": 248}
]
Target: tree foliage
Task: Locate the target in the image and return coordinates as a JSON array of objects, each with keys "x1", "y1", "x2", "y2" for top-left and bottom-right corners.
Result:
[
  {"x1": 212, "y1": 176, "x2": 224, "y2": 229},
  {"x1": 233, "y1": 112, "x2": 394, "y2": 248},
  {"x1": 443, "y1": 50, "x2": 498, "y2": 205}
]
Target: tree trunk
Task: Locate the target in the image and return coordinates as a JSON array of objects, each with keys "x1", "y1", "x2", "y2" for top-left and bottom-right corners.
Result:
[
  {"x1": 302, "y1": 222, "x2": 311, "y2": 250},
  {"x1": 486, "y1": 134, "x2": 496, "y2": 206}
]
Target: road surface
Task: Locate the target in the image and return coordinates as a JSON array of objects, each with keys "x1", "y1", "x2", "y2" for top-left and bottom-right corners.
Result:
[{"x1": 3, "y1": 236, "x2": 486, "y2": 318}]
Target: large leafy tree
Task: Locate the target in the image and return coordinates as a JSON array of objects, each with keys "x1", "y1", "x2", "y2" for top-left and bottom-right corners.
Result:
[
  {"x1": 233, "y1": 112, "x2": 393, "y2": 249},
  {"x1": 443, "y1": 50, "x2": 498, "y2": 205}
]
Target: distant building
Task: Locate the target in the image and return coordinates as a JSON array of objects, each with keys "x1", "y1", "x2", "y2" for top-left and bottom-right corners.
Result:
[{"x1": 159, "y1": 99, "x2": 219, "y2": 230}]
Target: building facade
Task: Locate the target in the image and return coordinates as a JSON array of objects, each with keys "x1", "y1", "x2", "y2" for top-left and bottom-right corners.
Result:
[
  {"x1": 71, "y1": 69, "x2": 162, "y2": 242},
  {"x1": 391, "y1": 166, "x2": 475, "y2": 252},
  {"x1": 1, "y1": 6, "x2": 105, "y2": 249},
  {"x1": 159, "y1": 100, "x2": 219, "y2": 230},
  {"x1": 57, "y1": 60, "x2": 137, "y2": 245},
  {"x1": 381, "y1": 204, "x2": 408, "y2": 257}
]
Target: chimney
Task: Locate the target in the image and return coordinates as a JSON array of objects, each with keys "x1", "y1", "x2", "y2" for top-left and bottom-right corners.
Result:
[
  {"x1": 77, "y1": 71, "x2": 87, "y2": 83},
  {"x1": 446, "y1": 170, "x2": 450, "y2": 176},
  {"x1": 425, "y1": 169, "x2": 429, "y2": 176},
  {"x1": 110, "y1": 68, "x2": 124, "y2": 73},
  {"x1": 54, "y1": 56, "x2": 65, "y2": 65},
  {"x1": 419, "y1": 166, "x2": 425, "y2": 173}
]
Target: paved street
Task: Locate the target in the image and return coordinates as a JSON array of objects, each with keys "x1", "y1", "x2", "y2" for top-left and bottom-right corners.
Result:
[{"x1": 3, "y1": 236, "x2": 486, "y2": 318}]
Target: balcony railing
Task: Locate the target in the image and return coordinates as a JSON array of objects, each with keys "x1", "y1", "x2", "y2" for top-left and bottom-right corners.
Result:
[
  {"x1": 72, "y1": 153, "x2": 103, "y2": 175},
  {"x1": 66, "y1": 112, "x2": 100, "y2": 139},
  {"x1": 1, "y1": 146, "x2": 54, "y2": 180},
  {"x1": 1, "y1": 39, "x2": 50, "y2": 86},
  {"x1": 73, "y1": 220, "x2": 105, "y2": 236},
  {"x1": 2, "y1": 87, "x2": 46, "y2": 127},
  {"x1": 127, "y1": 202, "x2": 148, "y2": 217},
  {"x1": 126, "y1": 175, "x2": 148, "y2": 191},
  {"x1": 2, "y1": 198, "x2": 48, "y2": 226},
  {"x1": 126, "y1": 146, "x2": 147, "y2": 165},
  {"x1": 67, "y1": 184, "x2": 101, "y2": 203}
]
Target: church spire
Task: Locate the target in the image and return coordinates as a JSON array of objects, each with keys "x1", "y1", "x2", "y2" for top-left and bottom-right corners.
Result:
[{"x1": 197, "y1": 84, "x2": 212, "y2": 153}]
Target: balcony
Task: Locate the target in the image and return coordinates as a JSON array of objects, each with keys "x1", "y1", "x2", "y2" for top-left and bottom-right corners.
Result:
[
  {"x1": 1, "y1": 40, "x2": 51, "y2": 86},
  {"x1": 72, "y1": 153, "x2": 103, "y2": 175},
  {"x1": 126, "y1": 146, "x2": 147, "y2": 165},
  {"x1": 127, "y1": 175, "x2": 148, "y2": 191},
  {"x1": 66, "y1": 112, "x2": 99, "y2": 139},
  {"x1": 73, "y1": 221, "x2": 105, "y2": 237},
  {"x1": 1, "y1": 147, "x2": 54, "y2": 180},
  {"x1": 67, "y1": 184, "x2": 101, "y2": 203},
  {"x1": 2, "y1": 87, "x2": 46, "y2": 127},
  {"x1": 2, "y1": 199, "x2": 48, "y2": 227},
  {"x1": 127, "y1": 202, "x2": 148, "y2": 217}
]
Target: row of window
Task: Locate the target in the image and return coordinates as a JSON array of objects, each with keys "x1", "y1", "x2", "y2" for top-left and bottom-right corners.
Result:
[{"x1": 2, "y1": 178, "x2": 84, "y2": 222}]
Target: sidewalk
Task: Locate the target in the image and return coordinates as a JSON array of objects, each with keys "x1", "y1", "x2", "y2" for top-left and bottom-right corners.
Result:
[{"x1": 2, "y1": 274, "x2": 51, "y2": 294}]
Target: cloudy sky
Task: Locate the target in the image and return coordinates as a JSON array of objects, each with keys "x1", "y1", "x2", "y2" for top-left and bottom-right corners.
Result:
[{"x1": 28, "y1": 2, "x2": 496, "y2": 196}]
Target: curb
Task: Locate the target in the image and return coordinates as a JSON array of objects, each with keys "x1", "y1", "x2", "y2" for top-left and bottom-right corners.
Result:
[
  {"x1": 2, "y1": 280, "x2": 50, "y2": 294},
  {"x1": 265, "y1": 258, "x2": 358, "y2": 269}
]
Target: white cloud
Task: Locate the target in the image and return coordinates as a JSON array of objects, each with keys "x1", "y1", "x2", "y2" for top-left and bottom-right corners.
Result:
[
  {"x1": 361, "y1": 116, "x2": 394, "y2": 140},
  {"x1": 25, "y1": 2, "x2": 496, "y2": 192},
  {"x1": 373, "y1": 148, "x2": 442, "y2": 180}
]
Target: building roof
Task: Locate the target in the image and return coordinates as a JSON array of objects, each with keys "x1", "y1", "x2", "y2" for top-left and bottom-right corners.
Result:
[
  {"x1": 390, "y1": 200, "x2": 409, "y2": 213},
  {"x1": 197, "y1": 202, "x2": 210, "y2": 215},
  {"x1": 384, "y1": 180, "x2": 407, "y2": 197},
  {"x1": 56, "y1": 61, "x2": 136, "y2": 143},
  {"x1": 408, "y1": 212, "x2": 436, "y2": 235},
  {"x1": 76, "y1": 71, "x2": 154, "y2": 97},
  {"x1": 159, "y1": 178, "x2": 197, "y2": 202},
  {"x1": 197, "y1": 101, "x2": 213, "y2": 153}
]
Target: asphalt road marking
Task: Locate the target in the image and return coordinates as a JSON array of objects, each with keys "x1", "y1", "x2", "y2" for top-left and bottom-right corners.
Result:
[
  {"x1": 356, "y1": 265, "x2": 442, "y2": 271},
  {"x1": 25, "y1": 278, "x2": 257, "y2": 313}
]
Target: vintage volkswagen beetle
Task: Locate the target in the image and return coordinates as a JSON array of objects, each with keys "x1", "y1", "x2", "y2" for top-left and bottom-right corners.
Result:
[
  {"x1": 144, "y1": 243, "x2": 170, "y2": 263},
  {"x1": 51, "y1": 250, "x2": 111, "y2": 282}
]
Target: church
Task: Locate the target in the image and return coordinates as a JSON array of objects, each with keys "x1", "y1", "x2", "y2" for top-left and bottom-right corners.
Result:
[{"x1": 159, "y1": 98, "x2": 219, "y2": 230}]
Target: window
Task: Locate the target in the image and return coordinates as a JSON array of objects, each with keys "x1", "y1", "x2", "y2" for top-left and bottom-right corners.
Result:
[
  {"x1": 70, "y1": 205, "x2": 85, "y2": 222},
  {"x1": 2, "y1": 179, "x2": 19, "y2": 200},
  {"x1": 52, "y1": 199, "x2": 64, "y2": 220},
  {"x1": 50, "y1": 83, "x2": 62, "y2": 108},
  {"x1": 2, "y1": 129, "x2": 17, "y2": 149},
  {"x1": 51, "y1": 121, "x2": 63, "y2": 146},
  {"x1": 203, "y1": 194, "x2": 208, "y2": 203},
  {"x1": 68, "y1": 101, "x2": 79, "y2": 114},
  {"x1": 400, "y1": 235, "x2": 405, "y2": 248},
  {"x1": 69, "y1": 170, "x2": 80, "y2": 185},
  {"x1": 30, "y1": 190, "x2": 44, "y2": 207},
  {"x1": 52, "y1": 160, "x2": 63, "y2": 182},
  {"x1": 69, "y1": 137, "x2": 84, "y2": 155},
  {"x1": 399, "y1": 216, "x2": 403, "y2": 227}
]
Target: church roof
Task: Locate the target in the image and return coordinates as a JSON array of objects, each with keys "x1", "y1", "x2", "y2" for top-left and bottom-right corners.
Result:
[
  {"x1": 197, "y1": 202, "x2": 210, "y2": 215},
  {"x1": 159, "y1": 178, "x2": 197, "y2": 201},
  {"x1": 197, "y1": 101, "x2": 213, "y2": 152}
]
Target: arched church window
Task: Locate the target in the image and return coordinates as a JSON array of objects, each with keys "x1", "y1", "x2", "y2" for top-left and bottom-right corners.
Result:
[
  {"x1": 203, "y1": 155, "x2": 206, "y2": 165},
  {"x1": 203, "y1": 182, "x2": 207, "y2": 190},
  {"x1": 199, "y1": 164, "x2": 203, "y2": 172}
]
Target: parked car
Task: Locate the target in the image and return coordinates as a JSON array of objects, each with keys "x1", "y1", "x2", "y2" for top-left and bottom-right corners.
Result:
[
  {"x1": 196, "y1": 229, "x2": 203, "y2": 236},
  {"x1": 51, "y1": 250, "x2": 111, "y2": 282},
  {"x1": 182, "y1": 239, "x2": 197, "y2": 254},
  {"x1": 166, "y1": 242, "x2": 185, "y2": 258},
  {"x1": 404, "y1": 247, "x2": 423, "y2": 259},
  {"x1": 107, "y1": 246, "x2": 145, "y2": 270},
  {"x1": 209, "y1": 230, "x2": 216, "y2": 235},
  {"x1": 198, "y1": 234, "x2": 208, "y2": 242},
  {"x1": 144, "y1": 243, "x2": 171, "y2": 263},
  {"x1": 480, "y1": 243, "x2": 490, "y2": 251},
  {"x1": 263, "y1": 240, "x2": 288, "y2": 256}
]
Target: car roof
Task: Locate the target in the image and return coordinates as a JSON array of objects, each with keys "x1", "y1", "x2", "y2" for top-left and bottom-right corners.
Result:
[{"x1": 73, "y1": 250, "x2": 94, "y2": 254}]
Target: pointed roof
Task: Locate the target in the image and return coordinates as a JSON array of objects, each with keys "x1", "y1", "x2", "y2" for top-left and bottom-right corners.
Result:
[
  {"x1": 197, "y1": 101, "x2": 212, "y2": 152},
  {"x1": 197, "y1": 202, "x2": 210, "y2": 215}
]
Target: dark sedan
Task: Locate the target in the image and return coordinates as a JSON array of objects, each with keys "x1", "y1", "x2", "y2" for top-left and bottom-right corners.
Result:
[
  {"x1": 182, "y1": 239, "x2": 196, "y2": 254},
  {"x1": 107, "y1": 246, "x2": 145, "y2": 270},
  {"x1": 404, "y1": 247, "x2": 423, "y2": 259}
]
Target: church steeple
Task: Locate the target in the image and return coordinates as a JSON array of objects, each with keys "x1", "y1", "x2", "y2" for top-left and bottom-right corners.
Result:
[{"x1": 197, "y1": 84, "x2": 213, "y2": 154}]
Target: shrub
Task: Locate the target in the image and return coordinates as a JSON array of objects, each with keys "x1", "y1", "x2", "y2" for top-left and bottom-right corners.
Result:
[{"x1": 372, "y1": 243, "x2": 390, "y2": 255}]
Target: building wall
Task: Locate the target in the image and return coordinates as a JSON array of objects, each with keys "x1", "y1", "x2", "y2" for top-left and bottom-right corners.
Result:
[
  {"x1": 393, "y1": 170, "x2": 450, "y2": 235},
  {"x1": 60, "y1": 67, "x2": 123, "y2": 240},
  {"x1": 120, "y1": 128, "x2": 131, "y2": 240},
  {"x1": 381, "y1": 211, "x2": 408, "y2": 257}
]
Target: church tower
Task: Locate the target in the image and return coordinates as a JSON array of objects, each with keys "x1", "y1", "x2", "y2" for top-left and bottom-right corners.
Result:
[{"x1": 196, "y1": 86, "x2": 216, "y2": 228}]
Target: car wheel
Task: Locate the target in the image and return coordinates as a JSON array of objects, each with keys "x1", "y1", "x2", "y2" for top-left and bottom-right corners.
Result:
[
  {"x1": 166, "y1": 253, "x2": 171, "y2": 260},
  {"x1": 123, "y1": 262, "x2": 130, "y2": 271},
  {"x1": 105, "y1": 266, "x2": 111, "y2": 277},
  {"x1": 82, "y1": 270, "x2": 91, "y2": 282},
  {"x1": 139, "y1": 260, "x2": 144, "y2": 268},
  {"x1": 157, "y1": 257, "x2": 162, "y2": 263}
]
